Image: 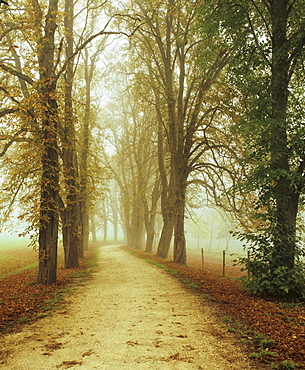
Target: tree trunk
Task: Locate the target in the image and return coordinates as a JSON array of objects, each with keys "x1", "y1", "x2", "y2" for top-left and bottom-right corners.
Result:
[
  {"x1": 145, "y1": 228, "x2": 155, "y2": 253},
  {"x1": 62, "y1": 0, "x2": 80, "y2": 268},
  {"x1": 111, "y1": 188, "x2": 119, "y2": 242},
  {"x1": 103, "y1": 215, "x2": 108, "y2": 242},
  {"x1": 113, "y1": 204, "x2": 118, "y2": 242},
  {"x1": 80, "y1": 49, "x2": 92, "y2": 253},
  {"x1": 270, "y1": 0, "x2": 297, "y2": 270},
  {"x1": 131, "y1": 208, "x2": 144, "y2": 249},
  {"x1": 173, "y1": 180, "x2": 187, "y2": 265},
  {"x1": 38, "y1": 97, "x2": 59, "y2": 284},
  {"x1": 37, "y1": 0, "x2": 60, "y2": 285},
  {"x1": 157, "y1": 216, "x2": 175, "y2": 258},
  {"x1": 156, "y1": 110, "x2": 175, "y2": 258},
  {"x1": 91, "y1": 214, "x2": 97, "y2": 243},
  {"x1": 62, "y1": 146, "x2": 80, "y2": 267},
  {"x1": 145, "y1": 175, "x2": 160, "y2": 253},
  {"x1": 80, "y1": 211, "x2": 89, "y2": 252},
  {"x1": 156, "y1": 151, "x2": 177, "y2": 258}
]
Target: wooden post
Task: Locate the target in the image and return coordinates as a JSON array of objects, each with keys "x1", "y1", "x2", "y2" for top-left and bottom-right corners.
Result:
[
  {"x1": 201, "y1": 248, "x2": 204, "y2": 270},
  {"x1": 247, "y1": 250, "x2": 250, "y2": 276},
  {"x1": 222, "y1": 250, "x2": 226, "y2": 277}
]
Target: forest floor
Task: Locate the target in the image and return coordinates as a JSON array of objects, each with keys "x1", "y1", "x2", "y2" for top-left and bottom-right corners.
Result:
[{"x1": 0, "y1": 244, "x2": 303, "y2": 369}]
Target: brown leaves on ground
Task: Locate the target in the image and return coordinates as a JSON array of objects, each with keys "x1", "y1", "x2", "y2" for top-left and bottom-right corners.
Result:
[
  {"x1": 56, "y1": 360, "x2": 83, "y2": 368},
  {"x1": 125, "y1": 247, "x2": 305, "y2": 370},
  {"x1": 0, "y1": 248, "x2": 93, "y2": 335}
]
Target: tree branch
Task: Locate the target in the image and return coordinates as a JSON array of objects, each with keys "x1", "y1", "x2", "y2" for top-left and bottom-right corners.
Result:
[
  {"x1": 0, "y1": 62, "x2": 35, "y2": 86},
  {"x1": 56, "y1": 16, "x2": 143, "y2": 79},
  {"x1": 0, "y1": 128, "x2": 28, "y2": 157},
  {"x1": 0, "y1": 107, "x2": 19, "y2": 118}
]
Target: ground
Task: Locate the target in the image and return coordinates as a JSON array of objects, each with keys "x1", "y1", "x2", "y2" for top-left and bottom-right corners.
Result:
[
  {"x1": 1, "y1": 245, "x2": 261, "y2": 369},
  {"x1": 0, "y1": 244, "x2": 304, "y2": 369},
  {"x1": 129, "y1": 248, "x2": 305, "y2": 370}
]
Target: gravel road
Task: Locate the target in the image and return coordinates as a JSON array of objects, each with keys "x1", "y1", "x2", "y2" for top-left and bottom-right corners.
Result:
[{"x1": 1, "y1": 245, "x2": 258, "y2": 369}]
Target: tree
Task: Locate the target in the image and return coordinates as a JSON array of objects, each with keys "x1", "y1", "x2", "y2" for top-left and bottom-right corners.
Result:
[
  {"x1": 92, "y1": 179, "x2": 122, "y2": 242},
  {"x1": 108, "y1": 181, "x2": 121, "y2": 242},
  {"x1": 0, "y1": 0, "x2": 115, "y2": 283},
  {"x1": 105, "y1": 108, "x2": 152, "y2": 249},
  {"x1": 61, "y1": 0, "x2": 111, "y2": 262},
  {"x1": 201, "y1": 0, "x2": 305, "y2": 299},
  {"x1": 35, "y1": 0, "x2": 61, "y2": 284},
  {"x1": 79, "y1": 43, "x2": 106, "y2": 252},
  {"x1": 0, "y1": 0, "x2": 81, "y2": 282},
  {"x1": 60, "y1": 0, "x2": 80, "y2": 268},
  {"x1": 123, "y1": 0, "x2": 232, "y2": 264},
  {"x1": 101, "y1": 56, "x2": 161, "y2": 250}
]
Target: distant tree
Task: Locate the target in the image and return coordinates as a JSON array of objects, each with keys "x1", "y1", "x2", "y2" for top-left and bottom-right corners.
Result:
[
  {"x1": 102, "y1": 65, "x2": 161, "y2": 250},
  {"x1": 93, "y1": 180, "x2": 121, "y2": 243},
  {"x1": 108, "y1": 181, "x2": 120, "y2": 242},
  {"x1": 123, "y1": 0, "x2": 234, "y2": 265},
  {"x1": 79, "y1": 46, "x2": 101, "y2": 253}
]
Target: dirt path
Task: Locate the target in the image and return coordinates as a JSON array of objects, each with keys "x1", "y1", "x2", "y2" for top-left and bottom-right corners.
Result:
[{"x1": 1, "y1": 246, "x2": 257, "y2": 369}]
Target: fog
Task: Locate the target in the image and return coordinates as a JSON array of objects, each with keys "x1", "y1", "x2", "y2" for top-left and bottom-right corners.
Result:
[
  {"x1": 0, "y1": 231, "x2": 31, "y2": 250},
  {"x1": 0, "y1": 0, "x2": 249, "y2": 268}
]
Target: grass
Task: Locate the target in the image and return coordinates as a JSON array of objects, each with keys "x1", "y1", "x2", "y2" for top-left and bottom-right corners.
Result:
[
  {"x1": 18, "y1": 317, "x2": 31, "y2": 324},
  {"x1": 43, "y1": 288, "x2": 72, "y2": 312},
  {"x1": 145, "y1": 259, "x2": 177, "y2": 275},
  {"x1": 86, "y1": 245, "x2": 101, "y2": 269},
  {"x1": 274, "y1": 360, "x2": 299, "y2": 369},
  {"x1": 14, "y1": 263, "x2": 38, "y2": 275},
  {"x1": 260, "y1": 338, "x2": 276, "y2": 349},
  {"x1": 221, "y1": 316, "x2": 278, "y2": 360},
  {"x1": 250, "y1": 349, "x2": 278, "y2": 359},
  {"x1": 71, "y1": 270, "x2": 91, "y2": 278},
  {"x1": 0, "y1": 261, "x2": 38, "y2": 280},
  {"x1": 182, "y1": 278, "x2": 200, "y2": 289},
  {"x1": 213, "y1": 300, "x2": 301, "y2": 367}
]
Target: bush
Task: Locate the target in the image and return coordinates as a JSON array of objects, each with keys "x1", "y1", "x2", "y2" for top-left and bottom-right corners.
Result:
[
  {"x1": 241, "y1": 262, "x2": 305, "y2": 301},
  {"x1": 236, "y1": 232, "x2": 305, "y2": 302}
]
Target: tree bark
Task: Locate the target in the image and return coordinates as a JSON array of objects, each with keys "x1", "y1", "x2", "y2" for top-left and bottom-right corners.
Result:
[
  {"x1": 270, "y1": 0, "x2": 298, "y2": 270},
  {"x1": 62, "y1": 0, "x2": 80, "y2": 267},
  {"x1": 145, "y1": 176, "x2": 160, "y2": 253},
  {"x1": 173, "y1": 173, "x2": 187, "y2": 264},
  {"x1": 38, "y1": 96, "x2": 59, "y2": 284},
  {"x1": 156, "y1": 148, "x2": 176, "y2": 258},
  {"x1": 37, "y1": 0, "x2": 60, "y2": 284},
  {"x1": 79, "y1": 49, "x2": 92, "y2": 253},
  {"x1": 130, "y1": 197, "x2": 144, "y2": 249}
]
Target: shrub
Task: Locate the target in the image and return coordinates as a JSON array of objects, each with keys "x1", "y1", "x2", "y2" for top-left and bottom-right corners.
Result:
[{"x1": 235, "y1": 232, "x2": 305, "y2": 302}]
